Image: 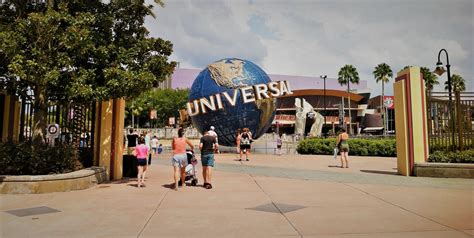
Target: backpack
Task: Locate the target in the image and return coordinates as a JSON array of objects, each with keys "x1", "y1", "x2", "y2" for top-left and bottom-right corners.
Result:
[{"x1": 241, "y1": 133, "x2": 250, "y2": 145}]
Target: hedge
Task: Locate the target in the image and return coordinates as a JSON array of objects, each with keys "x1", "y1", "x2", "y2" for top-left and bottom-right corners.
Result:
[
  {"x1": 296, "y1": 138, "x2": 397, "y2": 157},
  {"x1": 0, "y1": 141, "x2": 80, "y2": 175},
  {"x1": 428, "y1": 150, "x2": 474, "y2": 163}
]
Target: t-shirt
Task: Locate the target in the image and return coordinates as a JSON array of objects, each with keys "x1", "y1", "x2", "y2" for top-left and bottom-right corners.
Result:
[
  {"x1": 127, "y1": 134, "x2": 138, "y2": 147},
  {"x1": 144, "y1": 135, "x2": 151, "y2": 149},
  {"x1": 276, "y1": 137, "x2": 282, "y2": 145},
  {"x1": 208, "y1": 130, "x2": 218, "y2": 143},
  {"x1": 151, "y1": 138, "x2": 159, "y2": 148},
  {"x1": 135, "y1": 144, "x2": 149, "y2": 159},
  {"x1": 200, "y1": 135, "x2": 216, "y2": 155}
]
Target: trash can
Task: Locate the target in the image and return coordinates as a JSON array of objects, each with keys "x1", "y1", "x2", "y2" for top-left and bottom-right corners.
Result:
[{"x1": 122, "y1": 155, "x2": 138, "y2": 178}]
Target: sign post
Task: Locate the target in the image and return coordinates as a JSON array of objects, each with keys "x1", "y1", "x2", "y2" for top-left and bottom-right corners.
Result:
[{"x1": 46, "y1": 123, "x2": 60, "y2": 146}]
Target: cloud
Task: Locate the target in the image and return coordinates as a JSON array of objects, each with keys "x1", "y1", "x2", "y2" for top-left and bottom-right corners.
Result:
[
  {"x1": 146, "y1": 0, "x2": 473, "y2": 93},
  {"x1": 145, "y1": 0, "x2": 267, "y2": 69}
]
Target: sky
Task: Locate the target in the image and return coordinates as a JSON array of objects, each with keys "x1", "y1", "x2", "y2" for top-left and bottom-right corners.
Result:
[{"x1": 145, "y1": 0, "x2": 473, "y2": 96}]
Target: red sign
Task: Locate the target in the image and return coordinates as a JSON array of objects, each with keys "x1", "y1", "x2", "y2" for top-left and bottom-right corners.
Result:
[{"x1": 383, "y1": 96, "x2": 394, "y2": 109}]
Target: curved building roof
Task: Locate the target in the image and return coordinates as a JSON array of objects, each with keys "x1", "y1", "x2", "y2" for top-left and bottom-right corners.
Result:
[{"x1": 171, "y1": 68, "x2": 368, "y2": 92}]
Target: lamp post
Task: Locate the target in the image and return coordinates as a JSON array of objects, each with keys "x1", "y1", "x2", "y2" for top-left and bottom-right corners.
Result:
[
  {"x1": 434, "y1": 48, "x2": 455, "y2": 150},
  {"x1": 320, "y1": 75, "x2": 327, "y2": 137}
]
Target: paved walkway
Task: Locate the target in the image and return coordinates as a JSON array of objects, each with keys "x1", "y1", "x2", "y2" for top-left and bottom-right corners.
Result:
[{"x1": 1, "y1": 153, "x2": 473, "y2": 237}]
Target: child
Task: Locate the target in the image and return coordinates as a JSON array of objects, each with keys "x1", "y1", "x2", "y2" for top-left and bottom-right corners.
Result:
[
  {"x1": 134, "y1": 137, "x2": 149, "y2": 187},
  {"x1": 276, "y1": 134, "x2": 283, "y2": 155},
  {"x1": 151, "y1": 135, "x2": 159, "y2": 154},
  {"x1": 157, "y1": 144, "x2": 163, "y2": 154}
]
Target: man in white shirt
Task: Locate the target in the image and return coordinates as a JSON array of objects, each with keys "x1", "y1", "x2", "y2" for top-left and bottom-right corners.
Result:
[{"x1": 208, "y1": 126, "x2": 219, "y2": 153}]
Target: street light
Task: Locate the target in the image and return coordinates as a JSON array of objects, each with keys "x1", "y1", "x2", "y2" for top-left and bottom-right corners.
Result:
[
  {"x1": 434, "y1": 48, "x2": 455, "y2": 150},
  {"x1": 320, "y1": 75, "x2": 327, "y2": 137}
]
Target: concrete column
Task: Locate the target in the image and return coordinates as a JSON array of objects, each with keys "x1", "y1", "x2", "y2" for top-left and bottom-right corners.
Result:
[
  {"x1": 394, "y1": 67, "x2": 429, "y2": 176},
  {"x1": 1, "y1": 94, "x2": 21, "y2": 142},
  {"x1": 94, "y1": 98, "x2": 125, "y2": 180}
]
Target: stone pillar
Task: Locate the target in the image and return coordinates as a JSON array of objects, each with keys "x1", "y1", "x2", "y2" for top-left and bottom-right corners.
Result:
[
  {"x1": 394, "y1": 67, "x2": 429, "y2": 176},
  {"x1": 1, "y1": 94, "x2": 21, "y2": 142},
  {"x1": 94, "y1": 98, "x2": 125, "y2": 180}
]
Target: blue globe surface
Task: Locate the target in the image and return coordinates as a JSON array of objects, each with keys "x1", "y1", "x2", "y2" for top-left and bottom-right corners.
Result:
[{"x1": 189, "y1": 58, "x2": 276, "y2": 146}]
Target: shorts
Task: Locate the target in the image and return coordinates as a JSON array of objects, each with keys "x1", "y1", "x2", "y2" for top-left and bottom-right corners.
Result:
[
  {"x1": 137, "y1": 159, "x2": 147, "y2": 166},
  {"x1": 340, "y1": 144, "x2": 349, "y2": 152},
  {"x1": 240, "y1": 144, "x2": 250, "y2": 150},
  {"x1": 151, "y1": 147, "x2": 157, "y2": 153},
  {"x1": 277, "y1": 145, "x2": 282, "y2": 149},
  {"x1": 172, "y1": 153, "x2": 188, "y2": 168},
  {"x1": 201, "y1": 154, "x2": 215, "y2": 167}
]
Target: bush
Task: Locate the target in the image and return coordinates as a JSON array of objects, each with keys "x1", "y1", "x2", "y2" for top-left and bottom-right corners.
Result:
[
  {"x1": 0, "y1": 141, "x2": 79, "y2": 175},
  {"x1": 428, "y1": 149, "x2": 474, "y2": 163},
  {"x1": 296, "y1": 138, "x2": 397, "y2": 157}
]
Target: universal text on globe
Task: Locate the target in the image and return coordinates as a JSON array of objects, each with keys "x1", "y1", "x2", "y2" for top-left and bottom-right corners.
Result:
[{"x1": 186, "y1": 80, "x2": 293, "y2": 117}]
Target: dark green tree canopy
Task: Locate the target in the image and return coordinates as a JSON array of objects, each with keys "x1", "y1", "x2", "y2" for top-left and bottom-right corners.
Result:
[
  {"x1": 0, "y1": 0, "x2": 175, "y2": 141},
  {"x1": 420, "y1": 67, "x2": 438, "y2": 91},
  {"x1": 373, "y1": 63, "x2": 392, "y2": 84},
  {"x1": 126, "y1": 88, "x2": 189, "y2": 127},
  {"x1": 338, "y1": 64, "x2": 360, "y2": 87},
  {"x1": 0, "y1": 0, "x2": 175, "y2": 103},
  {"x1": 445, "y1": 74, "x2": 466, "y2": 92}
]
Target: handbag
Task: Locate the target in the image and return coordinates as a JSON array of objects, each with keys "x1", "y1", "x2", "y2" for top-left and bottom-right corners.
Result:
[{"x1": 333, "y1": 147, "x2": 339, "y2": 159}]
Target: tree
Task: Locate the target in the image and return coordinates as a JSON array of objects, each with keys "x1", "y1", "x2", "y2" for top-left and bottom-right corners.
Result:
[
  {"x1": 338, "y1": 65, "x2": 359, "y2": 134},
  {"x1": 373, "y1": 63, "x2": 393, "y2": 135},
  {"x1": 0, "y1": 1, "x2": 176, "y2": 143},
  {"x1": 445, "y1": 74, "x2": 466, "y2": 92},
  {"x1": 421, "y1": 67, "x2": 439, "y2": 92},
  {"x1": 126, "y1": 88, "x2": 189, "y2": 128}
]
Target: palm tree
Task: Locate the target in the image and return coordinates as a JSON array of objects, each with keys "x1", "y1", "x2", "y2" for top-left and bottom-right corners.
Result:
[
  {"x1": 338, "y1": 65, "x2": 360, "y2": 134},
  {"x1": 373, "y1": 63, "x2": 393, "y2": 135},
  {"x1": 445, "y1": 74, "x2": 466, "y2": 92},
  {"x1": 421, "y1": 67, "x2": 439, "y2": 93}
]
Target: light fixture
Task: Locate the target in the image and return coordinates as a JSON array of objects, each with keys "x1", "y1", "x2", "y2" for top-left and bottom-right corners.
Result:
[{"x1": 434, "y1": 62, "x2": 446, "y2": 76}]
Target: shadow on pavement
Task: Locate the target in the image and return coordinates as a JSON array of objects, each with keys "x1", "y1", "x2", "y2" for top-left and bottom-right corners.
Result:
[{"x1": 360, "y1": 170, "x2": 399, "y2": 176}]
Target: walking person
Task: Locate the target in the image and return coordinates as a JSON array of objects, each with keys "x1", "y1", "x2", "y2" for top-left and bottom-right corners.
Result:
[
  {"x1": 336, "y1": 128, "x2": 350, "y2": 168},
  {"x1": 126, "y1": 129, "x2": 139, "y2": 155},
  {"x1": 150, "y1": 135, "x2": 159, "y2": 155},
  {"x1": 276, "y1": 133, "x2": 283, "y2": 155},
  {"x1": 199, "y1": 130, "x2": 217, "y2": 189},
  {"x1": 133, "y1": 137, "x2": 149, "y2": 187},
  {"x1": 235, "y1": 128, "x2": 241, "y2": 154},
  {"x1": 144, "y1": 130, "x2": 152, "y2": 165},
  {"x1": 208, "y1": 126, "x2": 220, "y2": 153},
  {"x1": 171, "y1": 128, "x2": 194, "y2": 190},
  {"x1": 239, "y1": 128, "x2": 252, "y2": 161}
]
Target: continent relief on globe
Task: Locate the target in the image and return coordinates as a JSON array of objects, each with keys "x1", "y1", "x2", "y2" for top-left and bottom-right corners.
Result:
[{"x1": 208, "y1": 59, "x2": 247, "y2": 89}]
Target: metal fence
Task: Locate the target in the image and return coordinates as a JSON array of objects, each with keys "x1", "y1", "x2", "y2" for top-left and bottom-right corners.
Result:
[
  {"x1": 427, "y1": 91, "x2": 474, "y2": 151},
  {"x1": 18, "y1": 95, "x2": 96, "y2": 149}
]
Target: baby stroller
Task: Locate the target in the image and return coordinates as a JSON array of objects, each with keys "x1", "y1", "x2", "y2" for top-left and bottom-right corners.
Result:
[{"x1": 178, "y1": 150, "x2": 199, "y2": 186}]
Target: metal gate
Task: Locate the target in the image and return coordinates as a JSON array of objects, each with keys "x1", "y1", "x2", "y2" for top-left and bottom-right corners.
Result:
[
  {"x1": 427, "y1": 91, "x2": 474, "y2": 152},
  {"x1": 18, "y1": 94, "x2": 96, "y2": 150}
]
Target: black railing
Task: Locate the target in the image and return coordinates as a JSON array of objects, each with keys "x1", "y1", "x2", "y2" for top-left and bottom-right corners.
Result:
[{"x1": 18, "y1": 95, "x2": 96, "y2": 150}]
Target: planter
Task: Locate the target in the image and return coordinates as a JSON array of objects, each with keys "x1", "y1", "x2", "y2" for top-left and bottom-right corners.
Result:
[
  {"x1": 0, "y1": 167, "x2": 108, "y2": 194},
  {"x1": 414, "y1": 163, "x2": 474, "y2": 179}
]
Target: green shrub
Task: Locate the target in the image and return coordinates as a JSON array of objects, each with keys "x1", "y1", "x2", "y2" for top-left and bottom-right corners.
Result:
[
  {"x1": 296, "y1": 138, "x2": 397, "y2": 157},
  {"x1": 0, "y1": 141, "x2": 79, "y2": 175},
  {"x1": 428, "y1": 149, "x2": 474, "y2": 163}
]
